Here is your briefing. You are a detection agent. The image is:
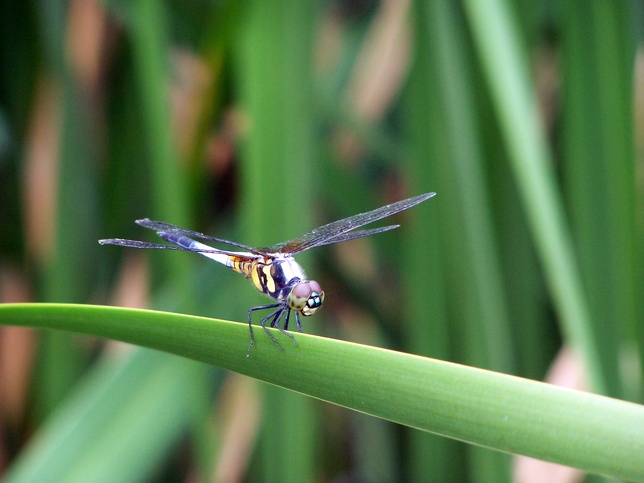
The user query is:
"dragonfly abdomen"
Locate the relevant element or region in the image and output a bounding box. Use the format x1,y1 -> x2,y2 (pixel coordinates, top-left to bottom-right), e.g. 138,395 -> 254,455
159,232 -> 238,267
158,231 -> 286,299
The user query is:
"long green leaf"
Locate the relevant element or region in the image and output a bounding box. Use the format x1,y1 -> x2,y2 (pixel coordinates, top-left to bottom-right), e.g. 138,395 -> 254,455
4,348 -> 209,483
462,0 -> 606,394
1,303 -> 642,481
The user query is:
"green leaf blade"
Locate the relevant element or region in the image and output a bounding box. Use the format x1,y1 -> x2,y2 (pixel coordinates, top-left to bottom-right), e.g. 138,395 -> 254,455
2,303 -> 642,481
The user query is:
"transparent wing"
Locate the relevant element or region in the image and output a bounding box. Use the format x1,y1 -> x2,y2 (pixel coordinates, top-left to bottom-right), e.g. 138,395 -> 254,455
311,225 -> 399,246
266,192 -> 435,254
98,237 -> 251,258
99,239 -> 184,250
135,218 -> 262,253
100,192 -> 434,257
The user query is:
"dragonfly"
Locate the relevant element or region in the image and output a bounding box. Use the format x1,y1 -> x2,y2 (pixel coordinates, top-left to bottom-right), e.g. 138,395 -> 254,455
99,192 -> 435,355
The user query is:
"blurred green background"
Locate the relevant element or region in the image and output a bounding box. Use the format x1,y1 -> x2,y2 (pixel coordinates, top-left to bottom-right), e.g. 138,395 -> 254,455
0,0 -> 642,481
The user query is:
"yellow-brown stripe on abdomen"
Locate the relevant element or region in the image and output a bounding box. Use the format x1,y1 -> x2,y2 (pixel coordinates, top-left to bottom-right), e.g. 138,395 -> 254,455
228,257 -> 266,294
229,257 -> 255,277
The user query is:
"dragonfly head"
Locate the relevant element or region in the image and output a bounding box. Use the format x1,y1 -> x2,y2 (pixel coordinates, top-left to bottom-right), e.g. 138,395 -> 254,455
288,280 -> 325,316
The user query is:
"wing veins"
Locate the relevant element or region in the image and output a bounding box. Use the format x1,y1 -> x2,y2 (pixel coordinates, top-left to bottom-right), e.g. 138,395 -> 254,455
98,238 -> 248,258
266,192 -> 435,254
135,218 -> 264,254
101,192 -> 434,258
302,225 -> 399,249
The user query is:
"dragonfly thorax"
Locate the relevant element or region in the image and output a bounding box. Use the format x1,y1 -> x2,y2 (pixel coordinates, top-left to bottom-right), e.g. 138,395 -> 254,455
287,280 -> 325,316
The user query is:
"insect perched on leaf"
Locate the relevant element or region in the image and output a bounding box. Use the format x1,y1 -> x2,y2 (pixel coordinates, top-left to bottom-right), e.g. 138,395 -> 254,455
100,192 -> 435,355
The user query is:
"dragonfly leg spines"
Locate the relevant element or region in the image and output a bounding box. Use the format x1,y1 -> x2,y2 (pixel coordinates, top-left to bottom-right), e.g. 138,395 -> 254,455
246,302 -> 280,356
246,302 -> 298,356
269,307 -> 297,346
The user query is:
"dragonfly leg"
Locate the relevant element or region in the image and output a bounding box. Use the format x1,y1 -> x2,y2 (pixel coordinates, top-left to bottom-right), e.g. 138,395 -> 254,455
258,308 -> 283,350
271,308 -> 297,347
283,309 -> 303,333
246,303 -> 281,357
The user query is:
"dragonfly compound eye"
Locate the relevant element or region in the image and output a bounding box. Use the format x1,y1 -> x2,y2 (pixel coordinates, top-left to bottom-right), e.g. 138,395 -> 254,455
289,281 -> 325,316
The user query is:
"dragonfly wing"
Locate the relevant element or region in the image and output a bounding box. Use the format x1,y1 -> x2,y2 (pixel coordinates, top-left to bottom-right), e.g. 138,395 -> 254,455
136,218 -> 261,253
99,239 -> 188,250
308,225 -> 400,248
267,192 -> 435,254
99,237 -> 252,259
